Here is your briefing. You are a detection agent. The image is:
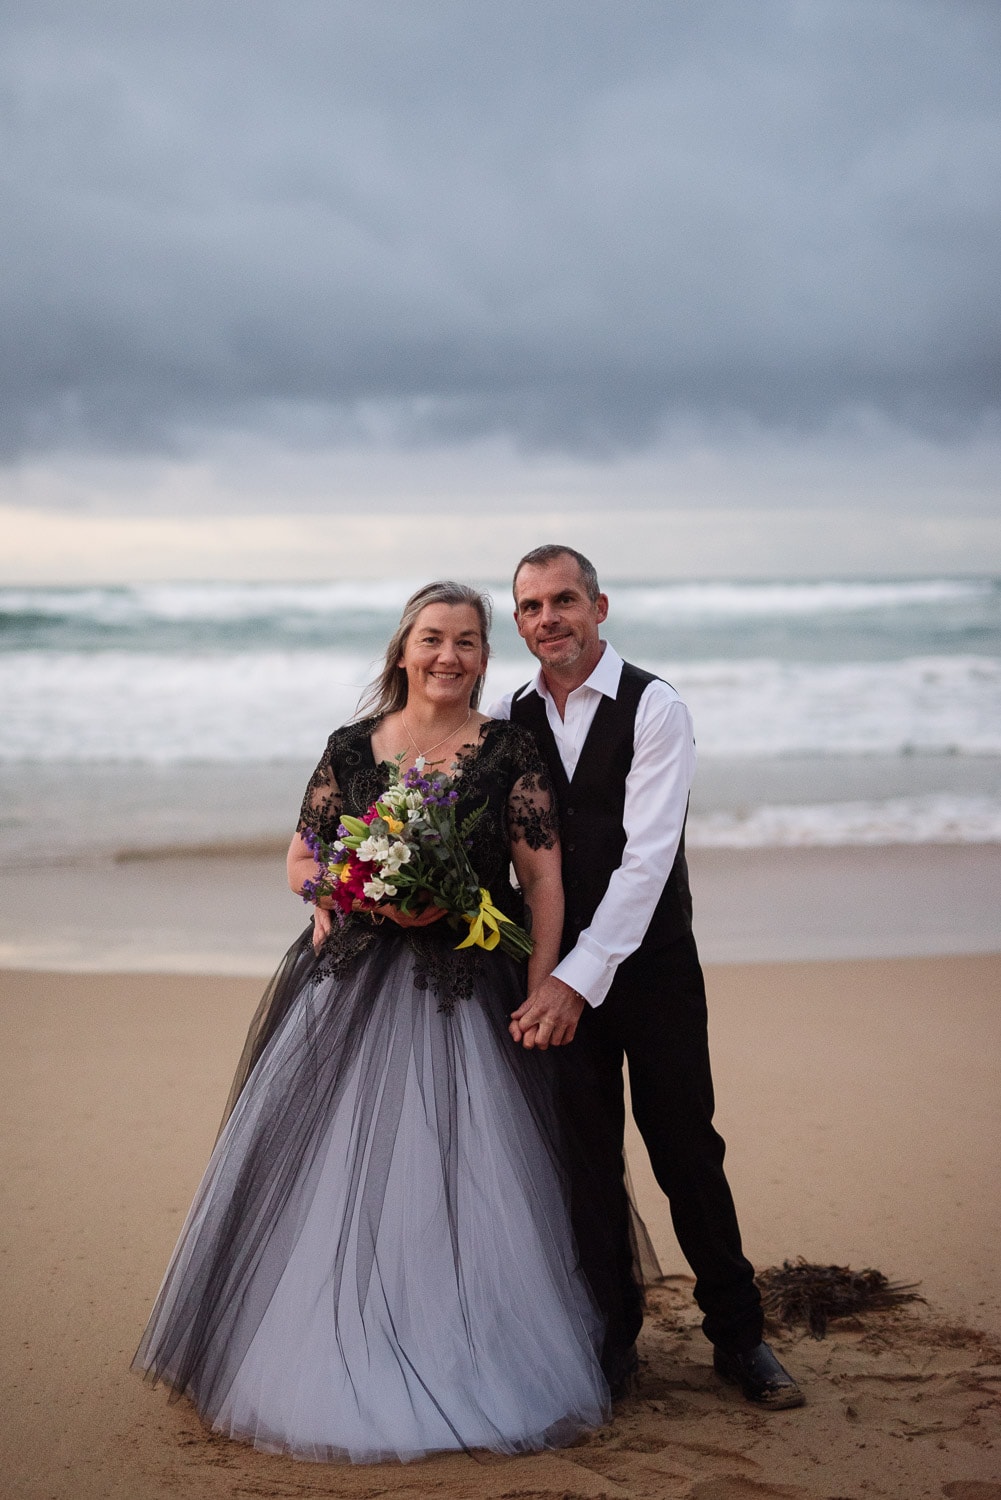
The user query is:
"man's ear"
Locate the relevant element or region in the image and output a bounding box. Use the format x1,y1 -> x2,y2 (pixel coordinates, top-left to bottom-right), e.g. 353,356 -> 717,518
513,607 -> 527,640
595,593 -> 610,625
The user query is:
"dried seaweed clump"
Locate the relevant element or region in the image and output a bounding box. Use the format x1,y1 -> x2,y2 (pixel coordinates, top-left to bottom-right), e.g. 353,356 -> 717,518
757,1258 -> 924,1338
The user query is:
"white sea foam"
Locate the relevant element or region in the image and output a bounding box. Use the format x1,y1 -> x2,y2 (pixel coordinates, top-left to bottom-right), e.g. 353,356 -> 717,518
0,650 -> 372,763
2,650 -> 1000,763
1,576 -> 993,627
608,578 -> 992,620
687,794 -> 1001,847
3,577 -> 1000,854
0,579 -> 423,625
676,655 -> 1001,756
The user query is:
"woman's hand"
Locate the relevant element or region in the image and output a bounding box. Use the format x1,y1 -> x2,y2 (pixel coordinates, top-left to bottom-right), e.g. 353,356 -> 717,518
369,901 -> 448,929
311,904 -> 333,953
311,897 -> 445,951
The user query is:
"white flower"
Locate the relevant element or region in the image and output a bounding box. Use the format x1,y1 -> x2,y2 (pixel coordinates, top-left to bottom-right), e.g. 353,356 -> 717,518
363,877 -> 397,901
357,834 -> 391,863
405,790 -> 425,811
381,844 -> 411,875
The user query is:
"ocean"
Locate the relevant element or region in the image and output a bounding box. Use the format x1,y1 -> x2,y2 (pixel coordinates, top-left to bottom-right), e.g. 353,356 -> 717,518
2,577 -> 1000,868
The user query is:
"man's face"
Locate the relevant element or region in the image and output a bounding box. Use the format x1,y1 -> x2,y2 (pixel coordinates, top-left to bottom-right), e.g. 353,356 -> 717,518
513,556 -> 608,674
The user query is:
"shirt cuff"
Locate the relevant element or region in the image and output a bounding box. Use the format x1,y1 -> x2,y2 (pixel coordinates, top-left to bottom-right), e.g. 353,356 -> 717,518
553,943 -> 615,1008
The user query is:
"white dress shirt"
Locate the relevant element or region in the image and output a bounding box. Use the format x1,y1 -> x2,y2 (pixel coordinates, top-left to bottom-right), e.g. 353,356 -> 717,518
488,643 -> 696,1007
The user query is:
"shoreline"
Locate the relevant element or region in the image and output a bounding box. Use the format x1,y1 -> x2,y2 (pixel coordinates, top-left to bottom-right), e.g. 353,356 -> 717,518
2,954 -> 998,1500
3,751 -> 1001,869
2,841 -> 999,974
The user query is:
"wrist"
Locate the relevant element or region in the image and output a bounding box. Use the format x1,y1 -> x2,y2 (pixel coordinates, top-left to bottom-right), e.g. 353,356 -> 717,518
559,978 -> 587,1007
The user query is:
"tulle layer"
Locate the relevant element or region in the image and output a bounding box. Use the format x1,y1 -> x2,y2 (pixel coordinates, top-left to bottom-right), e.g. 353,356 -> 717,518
134,928 -> 609,1461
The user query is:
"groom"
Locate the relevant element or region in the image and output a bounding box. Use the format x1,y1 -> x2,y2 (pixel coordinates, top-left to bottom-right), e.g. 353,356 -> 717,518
489,544 -> 803,1409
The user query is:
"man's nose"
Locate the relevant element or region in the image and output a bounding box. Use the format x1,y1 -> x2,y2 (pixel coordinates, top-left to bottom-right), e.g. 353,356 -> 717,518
539,601 -> 561,626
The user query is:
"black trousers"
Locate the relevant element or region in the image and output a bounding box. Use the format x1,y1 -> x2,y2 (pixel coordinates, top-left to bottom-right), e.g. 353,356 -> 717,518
555,929 -> 763,1380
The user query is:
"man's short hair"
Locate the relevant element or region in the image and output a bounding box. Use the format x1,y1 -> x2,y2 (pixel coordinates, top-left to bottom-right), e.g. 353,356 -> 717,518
512,545 -> 601,604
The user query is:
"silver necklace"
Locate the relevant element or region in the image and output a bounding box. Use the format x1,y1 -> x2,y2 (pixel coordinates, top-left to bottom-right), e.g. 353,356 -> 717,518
400,707 -> 472,762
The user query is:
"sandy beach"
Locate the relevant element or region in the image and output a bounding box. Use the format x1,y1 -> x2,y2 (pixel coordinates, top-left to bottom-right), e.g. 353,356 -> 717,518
2,932 -> 999,1500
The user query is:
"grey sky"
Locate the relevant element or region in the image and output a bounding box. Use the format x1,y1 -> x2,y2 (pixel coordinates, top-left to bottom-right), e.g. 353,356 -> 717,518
2,1 -> 999,534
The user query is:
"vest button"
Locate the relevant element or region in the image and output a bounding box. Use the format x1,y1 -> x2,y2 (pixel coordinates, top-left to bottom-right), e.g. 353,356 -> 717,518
566,842 -> 576,853
565,806 -> 575,816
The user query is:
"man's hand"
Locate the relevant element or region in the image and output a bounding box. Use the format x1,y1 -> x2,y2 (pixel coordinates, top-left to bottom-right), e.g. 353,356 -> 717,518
510,976 -> 586,1050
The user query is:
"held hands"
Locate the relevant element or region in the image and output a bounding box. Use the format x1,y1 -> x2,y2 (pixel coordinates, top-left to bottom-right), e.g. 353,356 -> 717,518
509,976 -> 586,1050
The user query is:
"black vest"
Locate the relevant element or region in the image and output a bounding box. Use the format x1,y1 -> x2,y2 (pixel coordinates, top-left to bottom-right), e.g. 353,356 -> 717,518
511,660 -> 693,957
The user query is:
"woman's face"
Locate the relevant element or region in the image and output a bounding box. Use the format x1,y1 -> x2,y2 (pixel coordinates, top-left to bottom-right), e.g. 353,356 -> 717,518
398,603 -> 488,713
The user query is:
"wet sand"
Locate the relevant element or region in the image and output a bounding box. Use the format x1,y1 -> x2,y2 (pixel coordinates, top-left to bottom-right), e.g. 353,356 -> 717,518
3,842 -> 1001,972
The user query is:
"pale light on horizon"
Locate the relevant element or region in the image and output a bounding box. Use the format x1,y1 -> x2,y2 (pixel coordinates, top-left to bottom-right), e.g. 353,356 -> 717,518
2,502 -> 999,585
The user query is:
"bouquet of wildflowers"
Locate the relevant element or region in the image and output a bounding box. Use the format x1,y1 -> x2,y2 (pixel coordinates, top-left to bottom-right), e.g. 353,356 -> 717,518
301,757 -> 533,961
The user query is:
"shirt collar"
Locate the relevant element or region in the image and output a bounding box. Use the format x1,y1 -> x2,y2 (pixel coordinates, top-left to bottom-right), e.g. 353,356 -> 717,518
517,641 -> 624,703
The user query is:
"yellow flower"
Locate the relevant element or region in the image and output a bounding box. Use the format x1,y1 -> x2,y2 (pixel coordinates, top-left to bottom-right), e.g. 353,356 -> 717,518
384,815 -> 404,835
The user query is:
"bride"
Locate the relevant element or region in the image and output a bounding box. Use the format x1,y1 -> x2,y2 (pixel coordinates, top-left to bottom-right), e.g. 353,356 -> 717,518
133,580 -> 609,1462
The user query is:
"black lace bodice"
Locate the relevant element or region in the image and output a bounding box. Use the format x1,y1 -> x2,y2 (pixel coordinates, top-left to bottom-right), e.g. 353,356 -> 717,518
296,717 -> 558,1007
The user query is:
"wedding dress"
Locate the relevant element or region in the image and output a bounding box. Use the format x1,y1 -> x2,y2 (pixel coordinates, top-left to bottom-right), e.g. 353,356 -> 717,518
133,719 -> 609,1462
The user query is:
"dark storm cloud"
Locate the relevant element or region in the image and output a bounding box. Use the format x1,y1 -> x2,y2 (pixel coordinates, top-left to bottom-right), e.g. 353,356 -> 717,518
2,0 -> 999,462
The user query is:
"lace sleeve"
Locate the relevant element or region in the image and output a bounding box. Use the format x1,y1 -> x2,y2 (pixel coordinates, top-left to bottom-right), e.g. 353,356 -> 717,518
296,737 -> 343,844
504,724 -> 559,851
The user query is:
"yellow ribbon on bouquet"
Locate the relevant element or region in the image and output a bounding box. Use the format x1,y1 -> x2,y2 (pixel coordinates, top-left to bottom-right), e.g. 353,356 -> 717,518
455,888 -> 512,952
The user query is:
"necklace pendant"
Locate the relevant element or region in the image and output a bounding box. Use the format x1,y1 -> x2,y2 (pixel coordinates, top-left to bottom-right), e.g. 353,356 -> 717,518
401,706 -> 473,763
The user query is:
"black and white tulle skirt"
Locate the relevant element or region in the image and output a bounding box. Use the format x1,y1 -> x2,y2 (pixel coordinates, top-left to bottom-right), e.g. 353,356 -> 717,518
133,927 -> 609,1462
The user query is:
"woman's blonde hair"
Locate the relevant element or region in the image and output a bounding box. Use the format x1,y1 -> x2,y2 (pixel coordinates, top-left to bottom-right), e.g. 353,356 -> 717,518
357,581 -> 493,719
